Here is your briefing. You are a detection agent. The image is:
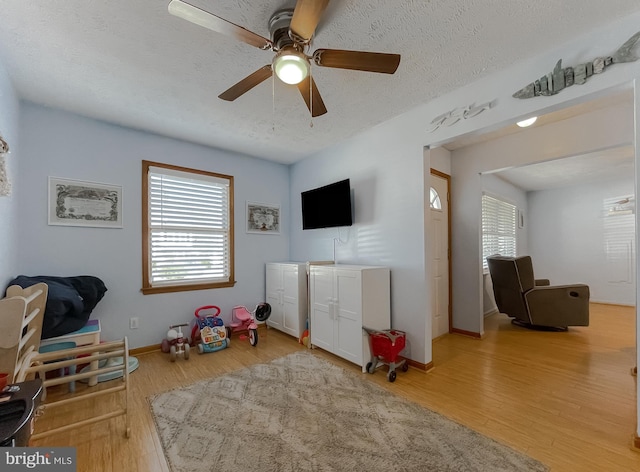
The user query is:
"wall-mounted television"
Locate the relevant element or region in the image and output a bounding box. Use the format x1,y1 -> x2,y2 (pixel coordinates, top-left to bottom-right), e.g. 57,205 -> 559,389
301,179 -> 353,230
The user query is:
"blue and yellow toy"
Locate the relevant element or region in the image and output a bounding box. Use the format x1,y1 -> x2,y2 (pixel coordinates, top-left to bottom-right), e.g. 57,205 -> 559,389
193,305 -> 229,353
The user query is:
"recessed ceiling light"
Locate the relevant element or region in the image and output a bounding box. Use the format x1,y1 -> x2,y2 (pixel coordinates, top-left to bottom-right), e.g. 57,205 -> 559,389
516,117 -> 537,128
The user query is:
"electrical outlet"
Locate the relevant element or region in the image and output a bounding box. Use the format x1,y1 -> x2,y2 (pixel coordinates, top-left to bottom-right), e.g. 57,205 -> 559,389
129,317 -> 139,329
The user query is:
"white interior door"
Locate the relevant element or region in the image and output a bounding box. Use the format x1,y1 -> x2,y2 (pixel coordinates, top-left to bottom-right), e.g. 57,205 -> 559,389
430,171 -> 450,338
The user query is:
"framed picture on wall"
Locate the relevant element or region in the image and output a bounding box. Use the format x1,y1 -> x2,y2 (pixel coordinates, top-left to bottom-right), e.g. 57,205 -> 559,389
48,177 -> 123,228
246,201 -> 280,234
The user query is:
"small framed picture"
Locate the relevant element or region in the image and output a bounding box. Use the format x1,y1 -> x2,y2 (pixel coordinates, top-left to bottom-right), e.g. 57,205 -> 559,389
246,201 -> 280,234
48,177 -> 123,228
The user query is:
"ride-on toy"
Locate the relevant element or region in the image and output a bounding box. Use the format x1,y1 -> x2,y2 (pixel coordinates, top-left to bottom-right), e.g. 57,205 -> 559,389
161,323 -> 190,362
228,303 -> 271,346
193,305 -> 229,354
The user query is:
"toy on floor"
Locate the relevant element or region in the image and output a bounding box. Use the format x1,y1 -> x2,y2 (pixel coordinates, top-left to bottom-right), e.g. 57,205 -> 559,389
191,305 -> 219,345
193,305 -> 229,354
299,329 -> 309,347
161,323 -> 190,362
299,319 -> 310,348
228,303 -> 271,347
79,356 -> 139,383
363,327 -> 408,382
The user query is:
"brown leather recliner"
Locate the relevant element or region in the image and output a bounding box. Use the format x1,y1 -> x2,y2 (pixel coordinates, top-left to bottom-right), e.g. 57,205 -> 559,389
486,255 -> 589,330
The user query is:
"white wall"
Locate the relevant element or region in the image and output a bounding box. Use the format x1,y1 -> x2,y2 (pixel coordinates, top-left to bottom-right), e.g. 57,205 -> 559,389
0,56 -> 19,287
290,116 -> 430,363
529,177 -> 635,305
428,147 -> 451,175
15,103 -> 290,348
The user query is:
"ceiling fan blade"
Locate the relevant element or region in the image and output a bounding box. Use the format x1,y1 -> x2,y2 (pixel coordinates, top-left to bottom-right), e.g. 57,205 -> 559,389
313,49 -> 401,74
297,76 -> 327,117
168,0 -> 272,50
289,0 -> 330,44
218,66 -> 273,101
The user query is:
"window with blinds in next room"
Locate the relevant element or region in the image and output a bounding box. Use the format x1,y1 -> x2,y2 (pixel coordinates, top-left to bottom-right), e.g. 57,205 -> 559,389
482,193 -> 517,271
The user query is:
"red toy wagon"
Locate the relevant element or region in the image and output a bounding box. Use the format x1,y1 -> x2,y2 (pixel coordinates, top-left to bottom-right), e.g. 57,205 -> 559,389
363,327 -> 408,382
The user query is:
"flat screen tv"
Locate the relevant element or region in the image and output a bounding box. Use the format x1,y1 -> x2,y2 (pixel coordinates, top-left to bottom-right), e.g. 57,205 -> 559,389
301,179 -> 353,230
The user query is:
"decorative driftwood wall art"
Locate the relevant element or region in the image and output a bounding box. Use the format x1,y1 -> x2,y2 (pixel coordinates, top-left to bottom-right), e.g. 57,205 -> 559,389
513,31 -> 640,99
427,99 -> 496,133
0,134 -> 10,197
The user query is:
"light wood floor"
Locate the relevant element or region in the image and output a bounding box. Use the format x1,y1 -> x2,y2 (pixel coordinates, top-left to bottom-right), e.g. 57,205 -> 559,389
31,303 -> 639,471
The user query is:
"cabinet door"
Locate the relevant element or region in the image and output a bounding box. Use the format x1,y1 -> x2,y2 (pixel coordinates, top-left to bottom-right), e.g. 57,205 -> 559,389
265,264 -> 283,330
282,265 -> 300,336
333,269 -> 363,365
309,267 -> 334,351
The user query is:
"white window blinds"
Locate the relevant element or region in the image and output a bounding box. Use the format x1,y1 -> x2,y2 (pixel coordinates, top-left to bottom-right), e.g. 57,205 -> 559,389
482,194 -> 517,270
148,166 -> 231,286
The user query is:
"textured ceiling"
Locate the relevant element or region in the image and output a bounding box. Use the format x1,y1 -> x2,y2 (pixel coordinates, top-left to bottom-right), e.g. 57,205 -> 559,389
493,145 -> 635,192
1,1 -> 640,163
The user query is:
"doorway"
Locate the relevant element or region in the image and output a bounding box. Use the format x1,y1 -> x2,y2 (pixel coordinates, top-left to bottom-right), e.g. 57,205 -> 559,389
481,146 -> 636,309
440,84 -> 635,336
430,169 -> 451,338
427,81 -> 639,450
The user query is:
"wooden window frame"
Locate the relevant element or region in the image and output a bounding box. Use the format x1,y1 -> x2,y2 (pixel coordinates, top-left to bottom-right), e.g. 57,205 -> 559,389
141,160 -> 235,294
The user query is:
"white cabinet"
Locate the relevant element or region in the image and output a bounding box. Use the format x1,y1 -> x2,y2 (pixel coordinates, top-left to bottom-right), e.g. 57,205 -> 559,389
265,262 -> 308,339
309,265 -> 390,371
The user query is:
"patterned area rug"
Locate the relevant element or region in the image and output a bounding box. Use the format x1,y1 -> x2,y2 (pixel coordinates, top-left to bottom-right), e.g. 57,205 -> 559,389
150,351 -> 548,472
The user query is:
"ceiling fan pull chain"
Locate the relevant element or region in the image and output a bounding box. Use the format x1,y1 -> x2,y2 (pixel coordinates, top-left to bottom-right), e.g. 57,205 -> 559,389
272,71 -> 276,132
309,65 -> 314,128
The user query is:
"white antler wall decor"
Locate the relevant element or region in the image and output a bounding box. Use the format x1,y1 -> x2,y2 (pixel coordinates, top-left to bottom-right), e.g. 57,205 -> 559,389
426,99 -> 496,133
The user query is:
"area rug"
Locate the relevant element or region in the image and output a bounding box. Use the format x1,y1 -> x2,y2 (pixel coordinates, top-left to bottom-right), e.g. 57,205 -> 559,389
149,351 -> 548,472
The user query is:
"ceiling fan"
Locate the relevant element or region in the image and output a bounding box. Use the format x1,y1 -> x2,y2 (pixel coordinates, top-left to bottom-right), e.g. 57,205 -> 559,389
168,0 -> 401,117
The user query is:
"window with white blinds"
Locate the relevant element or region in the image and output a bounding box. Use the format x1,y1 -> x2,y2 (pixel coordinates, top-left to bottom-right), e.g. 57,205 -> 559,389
482,194 -> 517,270
142,161 -> 234,294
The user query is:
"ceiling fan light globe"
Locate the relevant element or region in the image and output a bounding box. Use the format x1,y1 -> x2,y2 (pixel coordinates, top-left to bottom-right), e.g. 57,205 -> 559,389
274,54 -> 309,85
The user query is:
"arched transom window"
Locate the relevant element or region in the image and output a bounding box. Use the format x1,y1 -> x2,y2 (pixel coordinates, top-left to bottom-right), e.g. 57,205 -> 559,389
430,187 -> 442,210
